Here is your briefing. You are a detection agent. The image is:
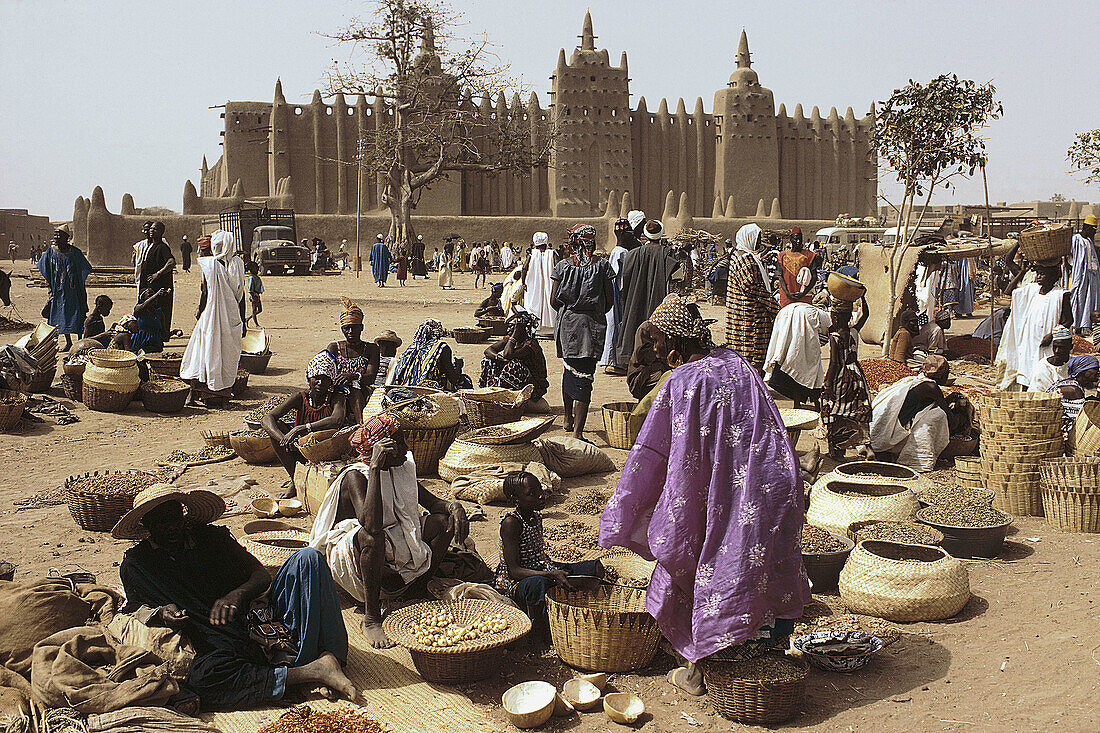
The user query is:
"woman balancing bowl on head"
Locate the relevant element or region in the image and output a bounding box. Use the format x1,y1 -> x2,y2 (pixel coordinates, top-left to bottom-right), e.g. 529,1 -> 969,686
263,350 -> 349,499
325,297 -> 379,422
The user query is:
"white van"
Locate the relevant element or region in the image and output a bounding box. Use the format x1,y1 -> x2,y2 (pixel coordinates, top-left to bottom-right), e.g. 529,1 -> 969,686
814,227 -> 886,255
880,226 -> 938,246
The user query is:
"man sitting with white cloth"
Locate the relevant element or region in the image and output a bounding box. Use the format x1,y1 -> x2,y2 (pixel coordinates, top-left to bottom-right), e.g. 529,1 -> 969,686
869,355 -> 967,472
308,411 -> 471,649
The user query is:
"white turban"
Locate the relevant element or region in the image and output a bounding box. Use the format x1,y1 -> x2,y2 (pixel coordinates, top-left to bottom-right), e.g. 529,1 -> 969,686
627,210 -> 646,229
533,232 -> 549,247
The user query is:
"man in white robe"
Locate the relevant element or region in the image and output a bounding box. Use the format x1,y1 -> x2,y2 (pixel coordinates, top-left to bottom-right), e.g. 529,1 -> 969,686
997,264 -> 1071,390
523,232 -> 557,338
763,301 -> 830,407
180,230 -> 242,393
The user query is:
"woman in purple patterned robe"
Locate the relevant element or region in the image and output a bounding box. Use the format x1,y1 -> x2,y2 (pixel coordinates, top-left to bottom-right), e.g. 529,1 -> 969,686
599,295 -> 810,693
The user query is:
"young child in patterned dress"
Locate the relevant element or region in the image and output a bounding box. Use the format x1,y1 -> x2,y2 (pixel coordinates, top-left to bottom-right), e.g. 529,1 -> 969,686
493,471 -> 602,631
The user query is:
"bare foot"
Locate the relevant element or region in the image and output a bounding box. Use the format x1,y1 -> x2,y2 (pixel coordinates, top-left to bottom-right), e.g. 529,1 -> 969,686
287,652 -> 360,705
666,665 -> 706,696
363,619 -> 393,649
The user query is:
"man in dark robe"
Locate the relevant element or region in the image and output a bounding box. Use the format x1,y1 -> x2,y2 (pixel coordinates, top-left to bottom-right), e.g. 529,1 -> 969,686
116,486 -> 357,711
180,236 -> 193,272
137,221 -> 176,341
614,218 -> 680,367
38,227 -> 93,351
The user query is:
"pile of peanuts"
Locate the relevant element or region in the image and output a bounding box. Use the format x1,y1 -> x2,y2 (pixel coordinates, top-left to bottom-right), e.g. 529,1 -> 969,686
859,358 -> 916,392
412,610 -> 510,648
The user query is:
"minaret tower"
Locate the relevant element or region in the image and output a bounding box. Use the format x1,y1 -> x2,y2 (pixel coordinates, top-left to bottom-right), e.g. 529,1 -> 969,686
713,30 -> 779,217
547,11 -> 633,217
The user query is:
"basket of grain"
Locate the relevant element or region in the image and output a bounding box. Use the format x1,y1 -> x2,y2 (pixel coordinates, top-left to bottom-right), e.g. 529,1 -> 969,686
0,390 -> 28,432
296,425 -> 356,463
700,652 -> 808,725
383,600 -> 532,684
140,378 -> 190,414
838,540 -> 970,622
64,470 -> 161,532
546,584 -> 662,673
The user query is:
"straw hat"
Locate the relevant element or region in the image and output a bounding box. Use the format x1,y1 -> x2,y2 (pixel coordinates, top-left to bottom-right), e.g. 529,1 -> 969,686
375,330 -> 402,347
112,484 -> 226,540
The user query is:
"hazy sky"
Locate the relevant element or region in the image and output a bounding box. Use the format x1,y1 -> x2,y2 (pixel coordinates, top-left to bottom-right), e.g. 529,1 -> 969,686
2,0 -> 1098,221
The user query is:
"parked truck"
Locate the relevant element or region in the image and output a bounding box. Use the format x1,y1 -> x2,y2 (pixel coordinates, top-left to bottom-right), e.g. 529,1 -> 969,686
201,204 -> 310,275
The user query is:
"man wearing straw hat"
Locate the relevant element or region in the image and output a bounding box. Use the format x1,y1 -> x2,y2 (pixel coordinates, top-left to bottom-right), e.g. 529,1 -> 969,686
114,485 -> 358,711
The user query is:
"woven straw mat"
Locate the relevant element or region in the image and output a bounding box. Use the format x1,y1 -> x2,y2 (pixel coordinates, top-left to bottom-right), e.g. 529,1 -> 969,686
203,604 -> 504,733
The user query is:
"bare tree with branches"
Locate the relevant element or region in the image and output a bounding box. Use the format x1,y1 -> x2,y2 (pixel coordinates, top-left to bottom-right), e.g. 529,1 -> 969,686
322,0 -> 555,254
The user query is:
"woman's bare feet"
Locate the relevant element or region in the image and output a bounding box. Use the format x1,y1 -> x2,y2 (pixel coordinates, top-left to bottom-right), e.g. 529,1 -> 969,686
286,652 -> 360,704
363,619 -> 393,649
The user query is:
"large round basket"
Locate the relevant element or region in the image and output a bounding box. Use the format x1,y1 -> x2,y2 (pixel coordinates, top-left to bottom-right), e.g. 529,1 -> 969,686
1018,222 -> 1071,264
452,327 -> 490,344
1039,457 -> 1100,532
296,425 -> 356,463
230,432 -> 277,464
88,348 -> 138,369
806,478 -> 920,536
602,402 -> 637,450
700,652 -> 808,725
82,382 -> 137,412
839,540 -> 970,622
83,351 -> 140,412
239,351 -> 273,374
546,584 -> 662,673
459,387 -> 531,429
239,530 -> 311,569
404,423 -> 462,477
140,378 -> 190,414
145,353 -> 183,378
382,599 -> 532,684
477,317 -> 510,337
0,390 -> 27,432
64,470 -> 160,532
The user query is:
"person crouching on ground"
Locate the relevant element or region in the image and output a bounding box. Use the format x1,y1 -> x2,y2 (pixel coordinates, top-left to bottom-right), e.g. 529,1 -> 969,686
114,485 -> 357,711
307,414 -> 474,648
494,471 -> 602,639
263,350 -> 348,499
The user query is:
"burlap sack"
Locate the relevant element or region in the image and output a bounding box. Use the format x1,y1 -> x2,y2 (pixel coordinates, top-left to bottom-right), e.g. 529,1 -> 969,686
0,579 -> 94,676
536,437 -> 616,477
107,612 -> 196,680
31,626 -> 177,715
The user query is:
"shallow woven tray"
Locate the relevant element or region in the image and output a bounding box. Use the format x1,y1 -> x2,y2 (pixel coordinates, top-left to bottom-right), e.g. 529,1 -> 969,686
157,447 -> 237,467
461,416 -> 555,445
383,599 -> 531,683
201,430 -> 233,448
239,530 -> 310,568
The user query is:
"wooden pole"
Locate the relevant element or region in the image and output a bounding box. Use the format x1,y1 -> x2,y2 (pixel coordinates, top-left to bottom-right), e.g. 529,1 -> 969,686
355,139 -> 362,278
982,165 -> 994,364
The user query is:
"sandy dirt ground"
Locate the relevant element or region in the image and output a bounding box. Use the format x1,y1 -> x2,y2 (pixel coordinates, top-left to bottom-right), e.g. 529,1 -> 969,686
1,264 -> 1098,732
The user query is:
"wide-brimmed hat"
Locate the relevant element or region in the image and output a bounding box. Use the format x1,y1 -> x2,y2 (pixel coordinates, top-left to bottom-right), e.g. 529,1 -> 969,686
375,330 -> 402,346
112,484 -> 226,540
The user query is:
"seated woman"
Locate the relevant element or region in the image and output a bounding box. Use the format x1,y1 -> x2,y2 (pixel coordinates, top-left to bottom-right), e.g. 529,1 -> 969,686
479,311 -> 550,413
600,305 -> 810,697
869,355 -> 968,472
110,287 -> 170,354
888,309 -> 921,363
494,471 -> 602,637
392,319 -> 471,391
263,351 -> 348,499
308,415 -> 482,648
1048,354 -> 1100,439
473,283 -> 506,319
325,297 -> 379,422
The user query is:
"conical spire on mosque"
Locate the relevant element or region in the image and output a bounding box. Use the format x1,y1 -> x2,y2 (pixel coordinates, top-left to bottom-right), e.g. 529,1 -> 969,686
412,16 -> 441,74
580,10 -> 595,50
728,29 -> 760,87
570,10 -> 609,64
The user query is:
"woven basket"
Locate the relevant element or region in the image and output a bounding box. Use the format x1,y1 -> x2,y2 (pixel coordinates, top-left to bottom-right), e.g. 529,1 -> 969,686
64,470 -> 157,532
145,354 -> 183,378
27,368 -> 56,393
382,600 -> 532,684
296,425 -> 356,463
240,530 -> 310,568
838,540 -> 970,622
477,317 -> 510,337
140,379 -> 190,414
1039,456 -> 1100,489
846,519 -> 944,546
546,585 -> 662,673
979,391 -> 1062,410
438,439 -> 542,482
0,390 -> 27,432
88,348 -> 138,369
602,402 -> 637,450
827,272 -> 866,302
230,432 -> 277,464
1018,222 -> 1071,263
201,430 -> 233,448
459,386 -> 532,429
701,653 -> 808,725
82,382 -> 136,412
404,423 -> 462,477
806,478 -> 920,536
59,374 -> 83,402
385,388 -> 462,429
453,327 -> 490,344
460,416 -> 555,445
1041,488 -> 1100,533
1071,401 -> 1100,457
598,549 -> 657,589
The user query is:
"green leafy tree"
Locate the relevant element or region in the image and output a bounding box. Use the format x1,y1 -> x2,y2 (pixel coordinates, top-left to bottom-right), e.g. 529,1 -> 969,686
323,0 -> 555,254
871,74 -> 1002,350
1068,130 -> 1100,185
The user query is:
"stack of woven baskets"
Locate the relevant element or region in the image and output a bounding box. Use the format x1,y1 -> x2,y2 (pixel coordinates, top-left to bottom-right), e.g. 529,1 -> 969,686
954,456 -> 984,493
16,323 -> 59,393
1039,457 -> 1100,533
82,349 -> 141,412
978,392 -> 1064,516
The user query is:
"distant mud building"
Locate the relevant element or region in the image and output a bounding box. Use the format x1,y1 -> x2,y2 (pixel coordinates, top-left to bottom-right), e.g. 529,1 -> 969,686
189,13 -> 877,222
